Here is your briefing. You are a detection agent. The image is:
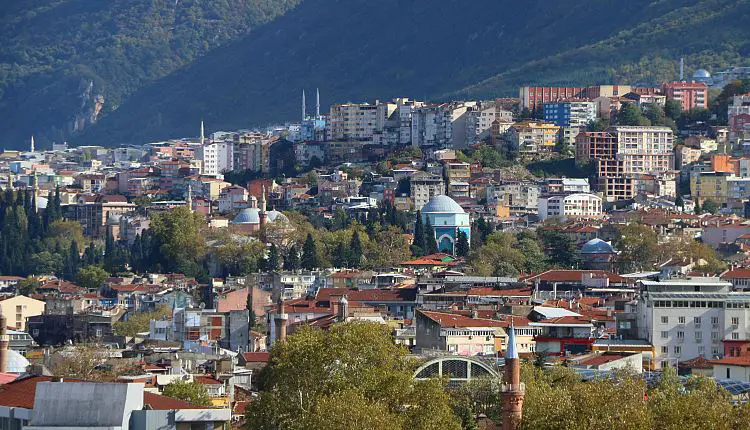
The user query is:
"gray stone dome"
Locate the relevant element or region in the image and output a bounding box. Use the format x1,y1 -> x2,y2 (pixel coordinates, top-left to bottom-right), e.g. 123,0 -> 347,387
421,195 -> 465,214
581,238 -> 615,254
693,69 -> 711,78
232,208 -> 288,225
5,349 -> 30,373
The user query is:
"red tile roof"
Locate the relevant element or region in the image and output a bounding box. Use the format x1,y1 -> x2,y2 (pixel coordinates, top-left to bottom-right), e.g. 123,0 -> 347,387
575,353 -> 629,367
316,287 -> 417,302
465,287 -> 532,297
418,310 -> 506,328
722,268 -> 750,279
242,352 -> 270,363
194,375 -> 222,385
709,356 -> 750,367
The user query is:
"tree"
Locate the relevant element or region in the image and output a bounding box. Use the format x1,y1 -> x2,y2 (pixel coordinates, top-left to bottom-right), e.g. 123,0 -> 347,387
76,265 -> 110,292
284,245 -> 300,270
113,305 -> 171,338
162,380 -> 211,407
456,231 -> 470,257
675,194 -> 685,210
701,199 -> 719,214
266,243 -> 280,271
538,230 -> 579,269
469,232 -> 526,277
333,241 -> 350,268
246,322 -> 461,430
617,103 -> 650,126
412,210 -> 426,257
17,276 -> 41,296
424,216 -> 439,255
615,223 -> 660,272
664,99 -> 683,121
349,231 -> 363,267
301,233 -> 319,270
149,206 -> 205,276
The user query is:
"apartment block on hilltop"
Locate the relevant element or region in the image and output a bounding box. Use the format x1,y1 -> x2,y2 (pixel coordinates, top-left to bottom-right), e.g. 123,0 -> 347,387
663,81 -> 708,111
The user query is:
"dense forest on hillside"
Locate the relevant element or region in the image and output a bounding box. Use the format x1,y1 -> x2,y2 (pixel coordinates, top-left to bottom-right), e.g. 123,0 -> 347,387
3,0 -> 750,148
0,0 -> 301,148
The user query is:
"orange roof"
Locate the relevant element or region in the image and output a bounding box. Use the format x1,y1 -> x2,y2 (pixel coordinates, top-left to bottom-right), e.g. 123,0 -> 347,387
418,310 -> 506,328
466,287 -> 532,297
722,268 -> 750,279
709,356 -> 750,367
242,352 -> 270,363
194,375 -> 222,385
576,353 -> 630,367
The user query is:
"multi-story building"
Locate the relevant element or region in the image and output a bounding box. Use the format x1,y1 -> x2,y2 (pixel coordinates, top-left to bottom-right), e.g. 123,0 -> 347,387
520,85 -> 640,111
505,121 -> 560,152
690,171 -> 731,204
485,182 -> 540,212
197,140 -> 233,176
67,194 -> 137,238
328,102 -> 379,141
0,295 -> 45,331
466,103 -> 513,145
663,81 -> 708,111
411,104 -> 453,148
576,126 -> 674,201
410,172 -> 445,211
637,277 -> 750,368
233,132 -> 271,171
537,193 -> 603,220
415,310 -> 506,356
543,101 -> 597,128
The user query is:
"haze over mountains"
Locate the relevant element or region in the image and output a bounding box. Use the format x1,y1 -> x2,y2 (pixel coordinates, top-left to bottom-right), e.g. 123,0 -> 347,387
2,0 -> 750,149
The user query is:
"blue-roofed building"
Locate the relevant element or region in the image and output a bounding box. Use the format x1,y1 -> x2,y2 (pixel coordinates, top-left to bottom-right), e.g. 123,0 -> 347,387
421,195 -> 471,255
580,238 -> 617,271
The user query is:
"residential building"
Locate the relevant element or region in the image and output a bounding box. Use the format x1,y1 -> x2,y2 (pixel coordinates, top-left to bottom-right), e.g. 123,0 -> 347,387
328,102 -> 379,141
415,310 -> 505,356
543,101 -> 597,128
410,172 -> 445,211
505,121 -> 560,152
411,105 -> 453,148
196,140 -> 233,176
663,81 -> 708,111
636,277 -> 746,369
0,295 -> 45,331
538,193 -> 603,220
485,182 -> 540,213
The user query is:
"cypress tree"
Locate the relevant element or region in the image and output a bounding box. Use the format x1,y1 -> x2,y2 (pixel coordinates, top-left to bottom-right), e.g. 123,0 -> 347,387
349,231 -> 363,268
412,210 -> 425,257
301,233 -> 318,270
456,231 -> 470,257
424,216 -> 438,255
333,242 -> 349,268
267,243 -> 280,271
284,245 -> 300,271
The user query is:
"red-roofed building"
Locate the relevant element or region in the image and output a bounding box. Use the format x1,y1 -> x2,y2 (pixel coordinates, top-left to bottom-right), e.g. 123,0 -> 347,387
415,310 -> 507,356
711,356 -> 750,381
721,267 -> 750,290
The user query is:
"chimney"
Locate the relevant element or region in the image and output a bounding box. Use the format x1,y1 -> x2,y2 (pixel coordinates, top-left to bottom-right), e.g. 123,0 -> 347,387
471,308 -> 479,319
338,295 -> 349,322
0,308 -> 7,373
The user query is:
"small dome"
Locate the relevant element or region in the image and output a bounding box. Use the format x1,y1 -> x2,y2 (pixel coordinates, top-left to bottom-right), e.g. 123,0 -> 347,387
232,207 -> 261,224
266,210 -> 288,224
6,349 -> 30,373
693,69 -> 711,78
581,238 -> 615,254
421,195 -> 465,214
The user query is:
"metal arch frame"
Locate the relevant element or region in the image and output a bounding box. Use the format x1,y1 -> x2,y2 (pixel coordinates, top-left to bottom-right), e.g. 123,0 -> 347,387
413,356 -> 501,381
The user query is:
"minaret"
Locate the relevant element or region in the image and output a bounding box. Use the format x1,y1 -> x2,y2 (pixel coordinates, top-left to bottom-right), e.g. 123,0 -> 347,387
258,184 -> 267,228
316,88 -> 320,117
0,307 -> 8,373
502,323 -> 525,430
200,120 -> 205,144
186,183 -> 193,212
30,135 -> 35,153
275,296 -> 288,343
338,295 -> 349,322
302,90 -> 306,121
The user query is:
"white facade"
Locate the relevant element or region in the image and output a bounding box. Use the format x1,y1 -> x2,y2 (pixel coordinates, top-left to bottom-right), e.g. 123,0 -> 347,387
411,105 -> 453,148
197,141 -> 233,176
538,193 -> 602,220
611,126 -> 675,174
410,173 -> 445,211
637,278 -> 746,369
328,102 -> 379,141
486,182 -> 540,210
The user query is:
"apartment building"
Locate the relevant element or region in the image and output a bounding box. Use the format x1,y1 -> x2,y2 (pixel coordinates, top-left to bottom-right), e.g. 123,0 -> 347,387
410,172 -> 445,211
411,104 -> 453,148
505,121 -> 560,152
520,85 -> 639,110
328,102 -> 379,141
233,132 -> 270,172
197,140 -> 233,176
543,101 -> 597,128
537,193 -> 603,220
485,182 -> 540,212
637,277 -> 749,368
576,126 -> 674,201
663,81 -> 708,111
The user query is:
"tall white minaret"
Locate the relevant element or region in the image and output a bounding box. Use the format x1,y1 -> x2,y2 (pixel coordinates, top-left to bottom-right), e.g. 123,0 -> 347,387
200,120 -> 205,144
30,135 -> 35,153
186,183 -> 193,212
316,88 -> 320,117
302,90 -> 306,121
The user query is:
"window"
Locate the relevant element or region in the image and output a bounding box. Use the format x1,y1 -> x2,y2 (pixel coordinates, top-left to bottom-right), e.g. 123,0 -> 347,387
695,332 -> 702,342
661,316 -> 669,324
661,331 -> 669,339
733,332 -> 740,340
694,317 -> 702,325
674,346 -> 681,355
732,317 -> 740,326
661,346 -> 668,354
712,317 -> 719,324
677,331 -> 684,339
712,332 -> 719,340
678,316 -> 686,324
727,368 -> 731,379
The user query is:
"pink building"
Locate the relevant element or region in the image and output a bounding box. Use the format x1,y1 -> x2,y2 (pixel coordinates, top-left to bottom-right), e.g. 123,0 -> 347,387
662,81 -> 708,111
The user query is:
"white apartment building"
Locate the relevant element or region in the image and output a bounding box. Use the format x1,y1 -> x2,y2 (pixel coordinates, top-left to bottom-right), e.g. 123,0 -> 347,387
486,182 -> 540,211
611,126 -> 675,174
328,102 -> 379,141
411,105 -> 453,148
410,172 -> 445,211
537,192 -> 602,220
637,278 -> 749,368
196,140 -> 233,176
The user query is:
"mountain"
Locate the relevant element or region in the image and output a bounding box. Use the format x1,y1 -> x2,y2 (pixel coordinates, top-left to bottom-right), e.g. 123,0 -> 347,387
0,0 -> 302,149
6,0 -> 750,148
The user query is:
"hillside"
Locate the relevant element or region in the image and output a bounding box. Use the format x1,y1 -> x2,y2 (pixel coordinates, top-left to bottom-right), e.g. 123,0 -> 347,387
0,0 -> 302,149
6,0 -> 750,148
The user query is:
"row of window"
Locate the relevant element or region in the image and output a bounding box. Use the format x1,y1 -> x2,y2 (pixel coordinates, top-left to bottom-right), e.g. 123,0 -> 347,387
661,316 -> 720,324
653,300 -> 727,308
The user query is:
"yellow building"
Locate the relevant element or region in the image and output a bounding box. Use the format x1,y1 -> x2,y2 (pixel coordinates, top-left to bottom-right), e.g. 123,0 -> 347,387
507,121 -> 560,153
690,171 -> 731,204
0,295 -> 46,331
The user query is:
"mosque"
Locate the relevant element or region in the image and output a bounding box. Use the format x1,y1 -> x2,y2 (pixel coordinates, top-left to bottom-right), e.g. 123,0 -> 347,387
420,195 -> 471,255
230,187 -> 289,233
